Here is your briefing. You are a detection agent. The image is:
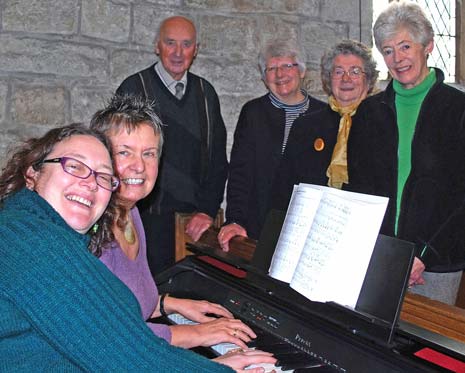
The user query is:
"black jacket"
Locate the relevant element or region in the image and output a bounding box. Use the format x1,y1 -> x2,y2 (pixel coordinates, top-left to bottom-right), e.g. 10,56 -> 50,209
225,94 -> 325,239
349,68 -> 465,272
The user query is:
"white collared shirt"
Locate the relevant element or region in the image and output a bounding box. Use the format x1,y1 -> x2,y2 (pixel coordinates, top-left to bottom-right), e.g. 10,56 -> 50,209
154,62 -> 187,97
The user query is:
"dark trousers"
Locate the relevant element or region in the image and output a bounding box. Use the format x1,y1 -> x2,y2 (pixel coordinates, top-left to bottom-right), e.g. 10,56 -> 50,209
139,210 -> 176,277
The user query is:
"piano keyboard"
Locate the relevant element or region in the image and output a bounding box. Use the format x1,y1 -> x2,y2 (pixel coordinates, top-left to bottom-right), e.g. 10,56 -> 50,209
167,313 -> 333,372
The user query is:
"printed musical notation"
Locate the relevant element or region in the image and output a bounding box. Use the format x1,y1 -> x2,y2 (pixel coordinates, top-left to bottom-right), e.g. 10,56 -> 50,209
269,183 -> 388,308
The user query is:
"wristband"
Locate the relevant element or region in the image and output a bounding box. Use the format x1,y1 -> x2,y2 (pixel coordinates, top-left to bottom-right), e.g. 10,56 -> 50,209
159,293 -> 169,317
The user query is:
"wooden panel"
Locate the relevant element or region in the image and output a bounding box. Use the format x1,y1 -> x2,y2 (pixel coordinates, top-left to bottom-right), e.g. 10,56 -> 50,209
174,209 -> 224,262
401,292 -> 465,343
456,272 -> 465,308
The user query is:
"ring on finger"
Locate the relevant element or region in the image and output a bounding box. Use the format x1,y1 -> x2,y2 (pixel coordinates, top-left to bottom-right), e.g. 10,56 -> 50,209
230,347 -> 244,354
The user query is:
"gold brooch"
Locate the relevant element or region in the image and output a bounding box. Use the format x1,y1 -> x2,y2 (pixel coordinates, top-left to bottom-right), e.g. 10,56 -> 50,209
314,138 -> 324,151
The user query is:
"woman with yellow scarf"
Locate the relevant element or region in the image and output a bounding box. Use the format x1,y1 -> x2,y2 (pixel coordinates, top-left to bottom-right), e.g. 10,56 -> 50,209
272,39 -> 378,210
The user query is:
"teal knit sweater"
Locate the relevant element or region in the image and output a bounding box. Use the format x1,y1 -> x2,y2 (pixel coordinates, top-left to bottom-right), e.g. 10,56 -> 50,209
0,189 -> 231,372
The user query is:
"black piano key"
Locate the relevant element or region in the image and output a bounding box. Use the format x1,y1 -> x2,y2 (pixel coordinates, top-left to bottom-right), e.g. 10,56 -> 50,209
294,366 -> 339,372
248,334 -> 282,348
274,351 -> 314,365
257,343 -> 297,354
281,360 -> 327,371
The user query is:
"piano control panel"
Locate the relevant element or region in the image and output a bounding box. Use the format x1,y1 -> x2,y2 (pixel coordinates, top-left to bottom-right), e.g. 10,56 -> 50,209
225,294 -> 346,371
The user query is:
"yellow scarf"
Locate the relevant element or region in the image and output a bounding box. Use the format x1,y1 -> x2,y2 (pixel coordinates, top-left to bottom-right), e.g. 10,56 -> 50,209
326,95 -> 361,189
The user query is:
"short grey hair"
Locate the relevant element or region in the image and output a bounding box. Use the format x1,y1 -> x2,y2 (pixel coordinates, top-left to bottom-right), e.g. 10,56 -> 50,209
258,38 -> 306,78
90,94 -> 164,158
373,1 -> 434,51
320,39 -> 378,96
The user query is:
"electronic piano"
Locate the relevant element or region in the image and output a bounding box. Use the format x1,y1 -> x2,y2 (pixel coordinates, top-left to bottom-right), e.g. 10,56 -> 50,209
155,226 -> 465,372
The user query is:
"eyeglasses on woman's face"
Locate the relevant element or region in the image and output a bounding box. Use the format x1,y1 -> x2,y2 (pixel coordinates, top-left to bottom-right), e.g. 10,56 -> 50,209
331,66 -> 365,80
38,156 -> 119,192
264,63 -> 299,75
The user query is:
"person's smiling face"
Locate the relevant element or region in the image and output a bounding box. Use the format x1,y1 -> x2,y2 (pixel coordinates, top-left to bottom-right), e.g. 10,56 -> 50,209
331,54 -> 369,107
27,135 -> 114,234
156,17 -> 198,80
109,123 -> 160,209
264,56 -> 305,104
381,28 -> 433,89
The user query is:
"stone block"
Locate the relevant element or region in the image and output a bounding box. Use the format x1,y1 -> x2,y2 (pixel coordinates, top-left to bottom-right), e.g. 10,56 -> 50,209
198,15 -> 258,59
137,0 -> 181,5
0,35 -> 108,81
219,93 -> 260,137
321,0 -> 362,23
257,15 -> 300,52
186,0 -> 320,16
3,0 -> 78,34
71,87 -> 114,123
11,86 -> 67,125
132,5 -> 182,47
0,82 -> 8,124
302,69 -> 324,97
191,56 -> 265,96
110,49 -> 155,86
301,22 -> 349,63
354,24 -> 374,47
0,132 -> 21,170
81,0 -> 130,42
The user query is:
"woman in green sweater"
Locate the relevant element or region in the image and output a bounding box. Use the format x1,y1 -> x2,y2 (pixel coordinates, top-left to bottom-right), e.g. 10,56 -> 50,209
0,123 -> 237,372
350,1 -> 465,305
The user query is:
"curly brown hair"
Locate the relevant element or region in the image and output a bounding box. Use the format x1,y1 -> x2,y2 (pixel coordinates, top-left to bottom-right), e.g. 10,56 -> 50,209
0,123 -> 117,255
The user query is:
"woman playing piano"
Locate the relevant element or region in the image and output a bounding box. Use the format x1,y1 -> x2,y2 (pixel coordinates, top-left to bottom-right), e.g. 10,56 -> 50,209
0,123 -> 234,371
90,94 -> 276,372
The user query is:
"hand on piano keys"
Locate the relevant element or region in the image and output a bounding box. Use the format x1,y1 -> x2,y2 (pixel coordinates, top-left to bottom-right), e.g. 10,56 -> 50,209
170,314 -> 257,349
168,313 -> 331,372
214,348 -> 278,373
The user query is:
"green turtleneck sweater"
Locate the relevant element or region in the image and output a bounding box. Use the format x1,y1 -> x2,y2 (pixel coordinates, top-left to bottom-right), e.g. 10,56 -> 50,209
0,189 -> 231,372
393,69 -> 436,232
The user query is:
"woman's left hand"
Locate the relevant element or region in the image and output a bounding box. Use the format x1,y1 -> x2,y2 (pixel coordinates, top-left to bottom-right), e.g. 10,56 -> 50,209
166,297 -> 234,323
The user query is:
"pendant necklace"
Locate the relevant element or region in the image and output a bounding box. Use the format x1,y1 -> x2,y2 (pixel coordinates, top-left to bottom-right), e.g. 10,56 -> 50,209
123,219 -> 136,245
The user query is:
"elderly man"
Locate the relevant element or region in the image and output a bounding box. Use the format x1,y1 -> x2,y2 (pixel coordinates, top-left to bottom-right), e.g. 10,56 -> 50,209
117,16 -> 228,276
218,38 -> 325,251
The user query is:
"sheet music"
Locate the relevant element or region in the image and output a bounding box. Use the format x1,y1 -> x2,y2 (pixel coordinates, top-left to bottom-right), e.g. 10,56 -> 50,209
268,185 -> 323,282
290,195 -> 360,306
268,183 -> 388,308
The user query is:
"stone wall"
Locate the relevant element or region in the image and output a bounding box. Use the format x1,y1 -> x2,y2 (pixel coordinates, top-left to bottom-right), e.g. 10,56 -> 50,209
0,0 -> 373,167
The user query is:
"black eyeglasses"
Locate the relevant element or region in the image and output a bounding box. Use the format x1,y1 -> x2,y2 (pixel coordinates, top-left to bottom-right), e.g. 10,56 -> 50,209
38,157 -> 119,192
264,63 -> 299,74
331,66 -> 365,80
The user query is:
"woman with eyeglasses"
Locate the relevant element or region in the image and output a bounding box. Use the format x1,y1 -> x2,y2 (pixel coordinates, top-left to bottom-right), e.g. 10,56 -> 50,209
218,38 -> 326,251
271,39 -> 378,211
0,123 -> 238,371
349,1 -> 465,305
90,95 -> 276,372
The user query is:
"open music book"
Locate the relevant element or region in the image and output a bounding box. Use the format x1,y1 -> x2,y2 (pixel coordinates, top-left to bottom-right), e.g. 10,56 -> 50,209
269,183 -> 388,308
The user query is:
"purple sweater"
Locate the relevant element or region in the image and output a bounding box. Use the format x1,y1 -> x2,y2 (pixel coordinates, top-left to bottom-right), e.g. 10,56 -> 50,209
100,207 -> 172,342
